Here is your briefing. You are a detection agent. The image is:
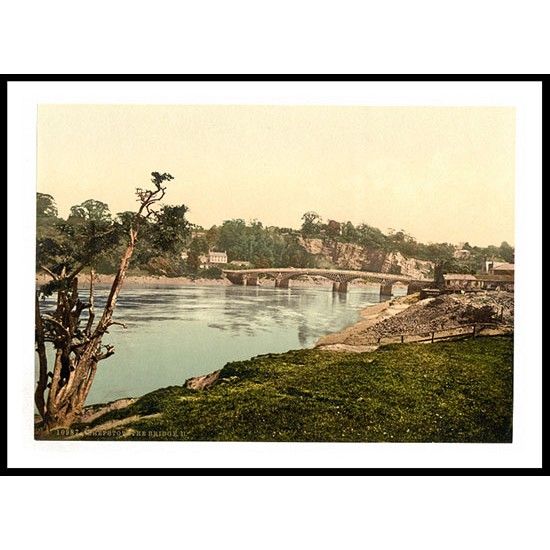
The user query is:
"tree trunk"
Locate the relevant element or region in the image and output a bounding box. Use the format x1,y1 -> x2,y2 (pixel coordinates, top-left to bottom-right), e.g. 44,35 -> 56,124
93,236 -> 136,337
37,174 -> 170,433
34,293 -> 48,420
42,237 -> 137,431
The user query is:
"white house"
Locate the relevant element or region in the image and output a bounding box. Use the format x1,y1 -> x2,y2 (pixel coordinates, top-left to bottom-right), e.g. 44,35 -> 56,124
207,251 -> 227,265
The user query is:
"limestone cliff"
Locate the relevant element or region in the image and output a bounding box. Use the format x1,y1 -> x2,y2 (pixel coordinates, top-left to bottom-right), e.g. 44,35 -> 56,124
298,238 -> 433,279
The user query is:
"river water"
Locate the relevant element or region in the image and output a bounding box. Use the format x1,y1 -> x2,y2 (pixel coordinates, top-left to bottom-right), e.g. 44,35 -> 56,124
38,283 -> 406,405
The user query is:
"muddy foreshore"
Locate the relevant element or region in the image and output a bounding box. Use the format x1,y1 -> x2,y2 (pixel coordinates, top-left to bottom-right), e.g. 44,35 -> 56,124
315,291 -> 514,352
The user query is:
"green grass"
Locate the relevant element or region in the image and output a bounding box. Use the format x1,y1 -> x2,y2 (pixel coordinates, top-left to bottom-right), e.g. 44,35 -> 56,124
74,335 -> 513,443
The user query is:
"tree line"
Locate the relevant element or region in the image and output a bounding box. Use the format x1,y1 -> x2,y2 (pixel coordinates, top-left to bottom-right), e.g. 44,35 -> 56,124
37,191 -> 192,278
38,195 -> 514,279
37,198 -> 318,277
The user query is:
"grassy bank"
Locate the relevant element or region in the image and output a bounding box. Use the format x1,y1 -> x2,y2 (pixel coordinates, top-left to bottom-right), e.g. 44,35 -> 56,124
52,335 -> 513,443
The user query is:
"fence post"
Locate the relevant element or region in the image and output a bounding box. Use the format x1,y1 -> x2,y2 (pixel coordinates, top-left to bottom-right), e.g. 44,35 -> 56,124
401,335 -> 404,343
431,331 -> 435,343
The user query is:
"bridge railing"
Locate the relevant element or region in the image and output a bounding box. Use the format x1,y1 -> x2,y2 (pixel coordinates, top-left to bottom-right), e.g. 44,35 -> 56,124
221,268 -> 428,282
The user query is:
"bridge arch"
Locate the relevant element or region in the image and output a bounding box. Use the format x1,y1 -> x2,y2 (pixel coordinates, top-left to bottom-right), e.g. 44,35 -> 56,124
222,268 -> 432,295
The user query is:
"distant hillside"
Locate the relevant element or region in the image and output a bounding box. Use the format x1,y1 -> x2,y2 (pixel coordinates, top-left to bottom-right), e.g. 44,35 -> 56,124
298,237 -> 434,279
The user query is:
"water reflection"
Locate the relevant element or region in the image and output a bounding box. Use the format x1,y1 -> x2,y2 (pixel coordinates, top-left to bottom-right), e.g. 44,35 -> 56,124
37,283 -> 406,405
332,292 -> 348,304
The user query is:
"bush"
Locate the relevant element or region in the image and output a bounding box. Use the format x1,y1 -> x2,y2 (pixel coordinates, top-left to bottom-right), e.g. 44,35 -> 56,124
202,266 -> 223,279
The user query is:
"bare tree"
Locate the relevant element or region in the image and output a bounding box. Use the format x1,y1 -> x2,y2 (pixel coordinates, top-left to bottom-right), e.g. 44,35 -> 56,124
35,172 -> 174,431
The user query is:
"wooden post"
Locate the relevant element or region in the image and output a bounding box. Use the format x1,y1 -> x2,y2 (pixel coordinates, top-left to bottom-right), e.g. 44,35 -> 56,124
400,335 -> 404,343
431,331 -> 435,343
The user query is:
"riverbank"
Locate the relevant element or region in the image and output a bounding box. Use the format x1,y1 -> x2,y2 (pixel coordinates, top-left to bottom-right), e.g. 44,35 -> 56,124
34,282 -> 515,443
315,291 -> 514,352
35,273 -> 232,287
39,335 -> 513,443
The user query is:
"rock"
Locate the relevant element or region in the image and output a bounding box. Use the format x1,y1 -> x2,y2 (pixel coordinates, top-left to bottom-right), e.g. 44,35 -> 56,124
298,237 -> 433,278
185,370 -> 221,390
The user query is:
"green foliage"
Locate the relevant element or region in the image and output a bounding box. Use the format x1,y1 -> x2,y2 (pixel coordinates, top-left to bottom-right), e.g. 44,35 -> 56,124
186,236 -> 208,272
151,171 -> 174,188
147,204 -> 192,255
69,199 -> 112,222
36,192 -> 58,220
341,221 -> 359,242
499,241 -> 514,263
301,211 -> 322,237
36,192 -> 192,277
324,219 -> 341,238
202,266 -> 223,279
216,219 -> 318,268
356,224 -> 384,248
204,226 -> 220,249
74,336 -> 513,442
147,256 -> 183,277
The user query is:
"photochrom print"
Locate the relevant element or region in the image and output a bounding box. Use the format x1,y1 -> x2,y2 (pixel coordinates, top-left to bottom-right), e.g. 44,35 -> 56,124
34,104 -> 514,443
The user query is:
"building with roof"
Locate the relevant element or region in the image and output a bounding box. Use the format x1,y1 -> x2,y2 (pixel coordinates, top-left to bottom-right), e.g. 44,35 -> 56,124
207,251 -> 227,265
484,259 -> 515,275
492,262 -> 515,276
443,270 -> 514,293
443,274 -> 482,290
475,274 -> 514,292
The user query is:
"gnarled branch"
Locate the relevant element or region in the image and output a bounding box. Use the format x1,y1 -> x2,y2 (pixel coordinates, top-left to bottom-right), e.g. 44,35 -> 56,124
40,265 -> 59,280
107,321 -> 128,329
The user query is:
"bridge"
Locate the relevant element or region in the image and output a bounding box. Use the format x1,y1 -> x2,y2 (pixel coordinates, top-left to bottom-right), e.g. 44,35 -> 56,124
222,268 -> 433,295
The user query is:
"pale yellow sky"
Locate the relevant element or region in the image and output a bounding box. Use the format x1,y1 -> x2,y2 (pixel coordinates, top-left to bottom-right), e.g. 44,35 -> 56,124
37,105 -> 515,247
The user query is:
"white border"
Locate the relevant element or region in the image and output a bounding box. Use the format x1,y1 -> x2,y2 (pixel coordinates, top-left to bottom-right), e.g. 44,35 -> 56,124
7,80 -> 542,469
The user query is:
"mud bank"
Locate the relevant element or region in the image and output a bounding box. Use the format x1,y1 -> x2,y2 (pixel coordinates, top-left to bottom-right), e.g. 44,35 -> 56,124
315,291 -> 514,352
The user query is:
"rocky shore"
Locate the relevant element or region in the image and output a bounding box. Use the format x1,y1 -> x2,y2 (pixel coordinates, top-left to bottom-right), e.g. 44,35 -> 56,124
316,291 -> 514,352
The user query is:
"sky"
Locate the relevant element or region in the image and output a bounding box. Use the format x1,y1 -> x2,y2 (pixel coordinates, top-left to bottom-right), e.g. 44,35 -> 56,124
37,104 -> 515,247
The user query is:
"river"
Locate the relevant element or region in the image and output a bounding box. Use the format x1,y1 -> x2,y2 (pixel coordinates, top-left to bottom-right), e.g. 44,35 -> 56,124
38,283 -> 406,405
